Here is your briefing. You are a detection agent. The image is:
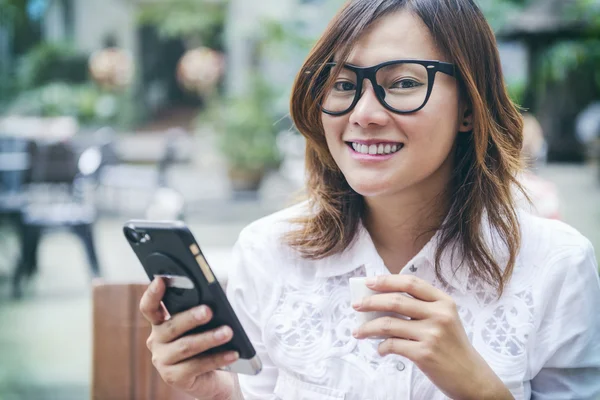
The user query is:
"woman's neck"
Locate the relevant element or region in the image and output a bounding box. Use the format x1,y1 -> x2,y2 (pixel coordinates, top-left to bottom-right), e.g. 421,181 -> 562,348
364,189 -> 449,274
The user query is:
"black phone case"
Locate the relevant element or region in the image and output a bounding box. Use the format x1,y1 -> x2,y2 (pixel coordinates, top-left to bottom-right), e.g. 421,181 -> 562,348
123,220 -> 257,360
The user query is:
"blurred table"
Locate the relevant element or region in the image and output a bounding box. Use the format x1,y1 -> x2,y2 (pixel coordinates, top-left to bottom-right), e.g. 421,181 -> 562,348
0,116 -> 78,142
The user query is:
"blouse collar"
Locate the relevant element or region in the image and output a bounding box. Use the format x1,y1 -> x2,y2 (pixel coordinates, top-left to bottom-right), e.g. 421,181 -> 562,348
315,216 -> 510,295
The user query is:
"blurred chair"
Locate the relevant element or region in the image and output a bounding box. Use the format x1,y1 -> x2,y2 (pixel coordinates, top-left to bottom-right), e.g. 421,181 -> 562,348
96,164 -> 161,216
92,281 -> 193,400
12,140 -> 102,298
0,136 -> 31,281
96,128 -> 186,219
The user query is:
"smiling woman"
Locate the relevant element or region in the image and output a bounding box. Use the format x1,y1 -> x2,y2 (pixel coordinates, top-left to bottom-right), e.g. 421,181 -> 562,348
289,1 -> 524,293
137,1 -> 600,399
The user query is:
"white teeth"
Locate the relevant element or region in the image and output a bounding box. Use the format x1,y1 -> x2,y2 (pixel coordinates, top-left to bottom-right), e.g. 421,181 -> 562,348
350,142 -> 402,155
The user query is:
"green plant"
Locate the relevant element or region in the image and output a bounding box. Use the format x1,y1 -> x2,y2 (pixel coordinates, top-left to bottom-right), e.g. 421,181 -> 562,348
539,39 -> 600,89
506,79 -> 527,106
1,0 -> 43,57
0,67 -> 16,110
0,1 -> 17,107
5,82 -> 132,126
138,0 -> 229,50
17,42 -> 89,90
479,0 -> 530,31
202,76 -> 281,171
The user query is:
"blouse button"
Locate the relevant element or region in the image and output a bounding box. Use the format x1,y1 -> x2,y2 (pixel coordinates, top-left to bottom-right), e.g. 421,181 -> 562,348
396,361 -> 406,371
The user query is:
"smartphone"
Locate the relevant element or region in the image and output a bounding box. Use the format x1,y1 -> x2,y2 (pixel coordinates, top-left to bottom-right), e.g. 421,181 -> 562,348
123,220 -> 262,375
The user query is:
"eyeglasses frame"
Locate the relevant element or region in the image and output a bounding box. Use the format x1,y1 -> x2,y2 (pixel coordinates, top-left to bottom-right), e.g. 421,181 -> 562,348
318,59 -> 457,116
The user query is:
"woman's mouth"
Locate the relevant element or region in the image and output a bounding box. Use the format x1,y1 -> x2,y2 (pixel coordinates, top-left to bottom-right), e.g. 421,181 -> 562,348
346,141 -> 404,156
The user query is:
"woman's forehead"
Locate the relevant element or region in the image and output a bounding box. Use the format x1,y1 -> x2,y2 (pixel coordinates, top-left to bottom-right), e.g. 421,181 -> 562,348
339,10 -> 443,67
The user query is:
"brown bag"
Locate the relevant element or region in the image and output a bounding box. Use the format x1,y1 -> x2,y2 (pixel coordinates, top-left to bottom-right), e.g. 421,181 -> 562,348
91,281 -> 194,400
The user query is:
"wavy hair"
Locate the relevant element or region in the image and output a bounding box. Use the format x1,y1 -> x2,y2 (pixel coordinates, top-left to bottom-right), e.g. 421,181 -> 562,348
286,0 -> 525,296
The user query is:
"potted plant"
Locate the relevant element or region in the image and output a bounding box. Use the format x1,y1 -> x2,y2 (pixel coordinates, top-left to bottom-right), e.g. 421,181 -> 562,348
203,76 -> 281,192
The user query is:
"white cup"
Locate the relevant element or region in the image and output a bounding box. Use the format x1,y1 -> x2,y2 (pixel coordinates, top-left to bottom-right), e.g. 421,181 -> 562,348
349,277 -> 408,339
349,277 -> 396,324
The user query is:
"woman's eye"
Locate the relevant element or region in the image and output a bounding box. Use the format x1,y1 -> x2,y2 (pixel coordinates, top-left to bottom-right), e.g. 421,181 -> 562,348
333,81 -> 356,92
391,79 -> 422,89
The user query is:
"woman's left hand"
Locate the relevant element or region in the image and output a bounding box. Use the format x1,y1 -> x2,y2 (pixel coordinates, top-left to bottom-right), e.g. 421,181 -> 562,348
352,275 -> 514,400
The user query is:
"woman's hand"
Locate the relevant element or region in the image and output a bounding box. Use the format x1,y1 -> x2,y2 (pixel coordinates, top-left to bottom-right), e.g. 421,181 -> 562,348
351,275 -> 513,400
139,277 -> 241,400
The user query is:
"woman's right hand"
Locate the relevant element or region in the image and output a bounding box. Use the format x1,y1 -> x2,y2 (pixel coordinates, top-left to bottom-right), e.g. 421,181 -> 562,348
139,277 -> 241,400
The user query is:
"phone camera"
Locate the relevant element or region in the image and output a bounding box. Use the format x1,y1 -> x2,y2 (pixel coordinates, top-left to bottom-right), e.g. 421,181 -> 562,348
124,227 -> 142,244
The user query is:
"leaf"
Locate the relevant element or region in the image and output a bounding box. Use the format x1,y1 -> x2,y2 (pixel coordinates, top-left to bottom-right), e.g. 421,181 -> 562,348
137,0 -> 228,42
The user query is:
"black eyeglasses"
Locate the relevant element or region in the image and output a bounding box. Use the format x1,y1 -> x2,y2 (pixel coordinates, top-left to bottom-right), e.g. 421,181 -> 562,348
314,59 -> 456,116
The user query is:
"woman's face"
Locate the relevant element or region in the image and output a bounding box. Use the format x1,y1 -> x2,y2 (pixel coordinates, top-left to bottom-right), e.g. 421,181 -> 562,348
322,10 -> 471,201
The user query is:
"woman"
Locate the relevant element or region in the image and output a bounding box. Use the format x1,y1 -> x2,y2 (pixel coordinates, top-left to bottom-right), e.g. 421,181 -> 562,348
139,0 -> 600,399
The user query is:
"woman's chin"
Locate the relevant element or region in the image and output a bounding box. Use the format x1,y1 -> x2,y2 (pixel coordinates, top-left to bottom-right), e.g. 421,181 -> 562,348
346,178 -> 399,198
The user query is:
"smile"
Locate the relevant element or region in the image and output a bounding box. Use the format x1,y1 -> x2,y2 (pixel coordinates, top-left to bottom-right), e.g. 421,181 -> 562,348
347,141 -> 404,155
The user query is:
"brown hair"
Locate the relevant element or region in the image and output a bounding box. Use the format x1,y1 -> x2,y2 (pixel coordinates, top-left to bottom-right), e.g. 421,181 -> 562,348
286,0 -> 525,296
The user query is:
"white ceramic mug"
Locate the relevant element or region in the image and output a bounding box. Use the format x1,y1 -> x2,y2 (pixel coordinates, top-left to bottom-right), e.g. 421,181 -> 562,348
349,276 -> 409,339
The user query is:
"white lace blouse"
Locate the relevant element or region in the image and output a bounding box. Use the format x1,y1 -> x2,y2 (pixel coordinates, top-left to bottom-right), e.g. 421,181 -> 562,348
225,204 -> 600,400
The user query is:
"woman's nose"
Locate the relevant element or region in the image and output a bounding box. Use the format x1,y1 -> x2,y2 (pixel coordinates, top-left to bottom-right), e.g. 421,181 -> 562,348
348,83 -> 390,128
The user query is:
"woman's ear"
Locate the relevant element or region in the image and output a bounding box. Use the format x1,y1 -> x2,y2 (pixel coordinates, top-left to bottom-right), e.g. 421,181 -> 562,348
458,106 -> 473,132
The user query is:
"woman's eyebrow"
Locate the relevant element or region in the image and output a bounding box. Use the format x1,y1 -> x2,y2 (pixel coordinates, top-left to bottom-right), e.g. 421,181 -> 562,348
342,56 -> 432,67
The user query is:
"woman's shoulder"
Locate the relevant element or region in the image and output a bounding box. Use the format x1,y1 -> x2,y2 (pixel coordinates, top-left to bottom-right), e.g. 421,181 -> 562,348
519,211 -> 593,253
226,202 -> 314,294
237,201 -> 312,250
517,211 -> 596,277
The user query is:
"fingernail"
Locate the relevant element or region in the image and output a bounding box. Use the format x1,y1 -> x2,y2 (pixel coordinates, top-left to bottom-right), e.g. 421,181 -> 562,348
352,329 -> 360,338
214,326 -> 231,341
224,351 -> 239,362
150,278 -> 159,293
352,301 -> 362,310
365,277 -> 376,287
193,306 -> 207,320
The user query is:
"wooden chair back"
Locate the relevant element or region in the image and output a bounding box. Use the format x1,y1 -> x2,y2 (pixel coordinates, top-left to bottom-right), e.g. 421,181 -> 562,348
91,281 -> 194,400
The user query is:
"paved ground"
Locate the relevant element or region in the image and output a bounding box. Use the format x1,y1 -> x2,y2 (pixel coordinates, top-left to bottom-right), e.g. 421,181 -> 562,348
0,162 -> 598,400
536,163 -> 600,250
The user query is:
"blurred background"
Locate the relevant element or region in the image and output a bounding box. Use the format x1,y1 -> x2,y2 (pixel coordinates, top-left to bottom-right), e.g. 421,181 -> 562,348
0,0 -> 599,398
